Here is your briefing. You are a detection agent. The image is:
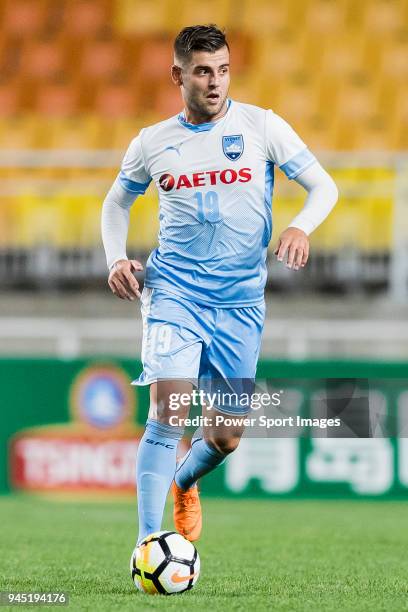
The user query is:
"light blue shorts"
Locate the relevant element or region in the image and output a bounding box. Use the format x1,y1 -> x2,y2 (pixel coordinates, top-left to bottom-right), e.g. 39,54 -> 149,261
132,287 -> 265,415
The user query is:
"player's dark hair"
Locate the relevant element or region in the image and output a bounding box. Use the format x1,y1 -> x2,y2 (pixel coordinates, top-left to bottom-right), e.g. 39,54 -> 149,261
174,24 -> 229,64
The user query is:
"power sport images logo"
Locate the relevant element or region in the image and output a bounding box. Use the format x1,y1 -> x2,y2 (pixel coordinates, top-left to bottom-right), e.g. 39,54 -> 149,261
159,168 -> 252,192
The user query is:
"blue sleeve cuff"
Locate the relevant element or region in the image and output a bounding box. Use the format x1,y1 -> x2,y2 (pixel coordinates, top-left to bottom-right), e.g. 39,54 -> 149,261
119,171 -> 151,194
279,148 -> 317,180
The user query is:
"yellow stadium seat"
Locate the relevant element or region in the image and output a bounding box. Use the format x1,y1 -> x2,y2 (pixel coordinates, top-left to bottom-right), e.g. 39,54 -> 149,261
252,37 -> 305,79
0,116 -> 40,149
320,34 -> 366,78
308,167 -> 394,252
238,0 -> 290,34
54,193 -> 104,248
43,117 -> 102,149
303,114 -> 336,152
114,0 -> 173,34
275,78 -> 318,125
364,0 -> 403,36
0,197 -> 16,248
128,188 -> 159,251
362,197 -> 393,251
168,0 -> 233,33
354,115 -> 393,150
10,193 -> 62,248
110,118 -> 146,149
336,81 -> 376,123
230,74 -> 263,106
305,0 -> 346,35
381,42 -> 408,83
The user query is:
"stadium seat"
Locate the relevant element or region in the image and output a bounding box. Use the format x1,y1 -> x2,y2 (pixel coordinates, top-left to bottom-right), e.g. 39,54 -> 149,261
0,196 -> 14,247
305,0 -> 346,35
271,73 -> 318,126
364,0 -> 403,35
114,0 -> 172,34
364,197 -> 393,251
63,0 -> 112,38
238,0 -> 290,34
128,191 -> 159,250
35,83 -> 78,117
381,43 -> 408,83
137,37 -> 173,81
337,80 -> 376,123
94,83 -> 139,118
391,87 -> 408,148
80,39 -> 125,80
2,0 -> 46,38
0,35 -> 22,79
0,116 -> 40,148
11,193 -> 60,247
226,32 -> 252,75
19,39 -> 65,80
303,114 -> 336,152
168,0 -> 233,33
253,38 -> 304,79
54,194 -> 103,248
0,0 -> 406,158
355,114 -> 393,150
153,83 -> 182,118
320,35 -> 366,78
41,117 -> 101,149
0,83 -> 20,117
230,74 -> 263,106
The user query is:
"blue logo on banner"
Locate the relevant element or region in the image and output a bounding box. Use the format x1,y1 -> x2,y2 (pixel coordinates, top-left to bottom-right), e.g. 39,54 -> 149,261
222,134 -> 244,161
82,375 -> 126,429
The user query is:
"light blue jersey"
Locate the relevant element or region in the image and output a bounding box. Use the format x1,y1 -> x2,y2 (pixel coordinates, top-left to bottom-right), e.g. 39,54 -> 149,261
119,99 -> 316,308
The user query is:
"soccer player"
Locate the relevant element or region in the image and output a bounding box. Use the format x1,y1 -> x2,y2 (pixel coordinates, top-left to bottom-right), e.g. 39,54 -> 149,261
101,25 -> 338,545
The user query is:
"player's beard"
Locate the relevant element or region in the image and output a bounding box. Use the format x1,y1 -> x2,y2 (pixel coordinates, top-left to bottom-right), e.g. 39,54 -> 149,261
188,90 -> 229,122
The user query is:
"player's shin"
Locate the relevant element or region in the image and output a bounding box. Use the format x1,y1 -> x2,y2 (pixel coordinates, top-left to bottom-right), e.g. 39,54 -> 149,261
136,418 -> 184,544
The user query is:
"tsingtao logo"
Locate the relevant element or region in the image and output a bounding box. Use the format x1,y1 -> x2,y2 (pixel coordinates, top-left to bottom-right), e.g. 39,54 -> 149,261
159,173 -> 175,191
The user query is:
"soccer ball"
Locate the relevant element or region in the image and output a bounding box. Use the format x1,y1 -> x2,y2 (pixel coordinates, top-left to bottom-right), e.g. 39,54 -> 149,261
130,530 -> 200,595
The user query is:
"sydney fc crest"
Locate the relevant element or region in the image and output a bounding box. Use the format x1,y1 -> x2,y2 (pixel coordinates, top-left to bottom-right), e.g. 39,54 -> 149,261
222,134 -> 244,161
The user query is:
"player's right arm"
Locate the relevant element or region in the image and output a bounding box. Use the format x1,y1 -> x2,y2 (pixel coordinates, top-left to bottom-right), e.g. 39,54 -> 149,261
101,133 -> 151,300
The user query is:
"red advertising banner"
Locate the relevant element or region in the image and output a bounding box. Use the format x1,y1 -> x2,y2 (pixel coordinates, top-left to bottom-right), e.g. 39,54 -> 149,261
9,363 -> 144,494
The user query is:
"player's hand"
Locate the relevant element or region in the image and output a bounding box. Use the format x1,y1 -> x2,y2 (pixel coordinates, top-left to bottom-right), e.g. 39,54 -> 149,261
108,259 -> 143,300
274,227 -> 309,270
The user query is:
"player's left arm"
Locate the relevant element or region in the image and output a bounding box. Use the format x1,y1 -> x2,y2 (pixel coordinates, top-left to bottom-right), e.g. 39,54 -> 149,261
265,110 -> 338,270
274,162 -> 338,270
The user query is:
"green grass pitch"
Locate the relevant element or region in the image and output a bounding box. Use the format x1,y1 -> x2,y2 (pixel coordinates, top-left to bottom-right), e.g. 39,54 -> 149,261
1,495 -> 408,611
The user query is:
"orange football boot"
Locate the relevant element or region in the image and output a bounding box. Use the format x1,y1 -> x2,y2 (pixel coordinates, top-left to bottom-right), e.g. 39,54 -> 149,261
171,479 -> 202,542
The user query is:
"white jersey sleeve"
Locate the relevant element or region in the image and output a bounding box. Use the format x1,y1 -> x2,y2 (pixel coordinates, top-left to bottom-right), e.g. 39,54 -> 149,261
265,111 -> 317,179
289,162 -> 339,235
119,131 -> 152,195
101,131 -> 152,271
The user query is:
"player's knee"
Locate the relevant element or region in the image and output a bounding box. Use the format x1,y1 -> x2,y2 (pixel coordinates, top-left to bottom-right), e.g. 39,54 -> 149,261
207,436 -> 241,455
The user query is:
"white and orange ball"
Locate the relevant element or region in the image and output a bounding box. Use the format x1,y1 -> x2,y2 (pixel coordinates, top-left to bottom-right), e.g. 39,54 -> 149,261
130,531 -> 200,595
